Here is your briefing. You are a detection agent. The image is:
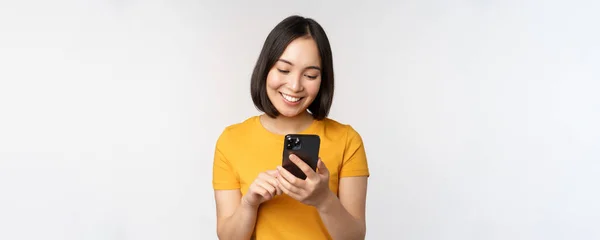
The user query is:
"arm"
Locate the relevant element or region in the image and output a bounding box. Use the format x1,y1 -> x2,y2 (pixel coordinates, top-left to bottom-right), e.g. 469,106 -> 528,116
213,130 -> 280,239
214,171 -> 282,240
214,190 -> 258,240
317,176 -> 368,240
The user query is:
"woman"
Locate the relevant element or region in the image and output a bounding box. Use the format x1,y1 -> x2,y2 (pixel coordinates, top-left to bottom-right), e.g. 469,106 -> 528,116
212,15 -> 370,240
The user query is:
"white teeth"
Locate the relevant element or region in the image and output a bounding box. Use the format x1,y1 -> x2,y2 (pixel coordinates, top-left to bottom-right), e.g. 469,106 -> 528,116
281,93 -> 301,102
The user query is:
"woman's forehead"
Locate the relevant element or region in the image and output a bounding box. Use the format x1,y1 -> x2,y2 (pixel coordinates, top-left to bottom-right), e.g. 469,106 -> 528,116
278,37 -> 321,67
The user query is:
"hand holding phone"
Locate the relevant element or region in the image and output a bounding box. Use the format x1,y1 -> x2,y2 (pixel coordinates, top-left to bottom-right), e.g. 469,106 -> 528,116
277,135 -> 333,209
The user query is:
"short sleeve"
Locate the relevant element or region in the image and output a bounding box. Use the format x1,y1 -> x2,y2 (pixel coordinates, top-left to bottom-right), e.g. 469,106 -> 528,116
339,125 -> 370,178
212,130 -> 240,190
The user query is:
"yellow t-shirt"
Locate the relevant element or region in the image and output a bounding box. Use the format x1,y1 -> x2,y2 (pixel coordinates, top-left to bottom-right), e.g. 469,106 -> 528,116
212,115 -> 370,240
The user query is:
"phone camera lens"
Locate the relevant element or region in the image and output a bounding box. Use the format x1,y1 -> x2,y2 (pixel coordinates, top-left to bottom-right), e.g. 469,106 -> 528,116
285,136 -> 301,150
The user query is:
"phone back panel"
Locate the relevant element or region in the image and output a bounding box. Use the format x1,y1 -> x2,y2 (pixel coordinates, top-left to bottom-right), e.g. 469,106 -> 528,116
282,134 -> 320,180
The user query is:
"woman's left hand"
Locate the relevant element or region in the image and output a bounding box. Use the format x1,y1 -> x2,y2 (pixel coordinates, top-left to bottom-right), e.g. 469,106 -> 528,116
276,154 -> 332,209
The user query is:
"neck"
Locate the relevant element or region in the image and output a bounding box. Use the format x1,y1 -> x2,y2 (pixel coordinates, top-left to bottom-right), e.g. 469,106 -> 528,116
261,111 -> 314,135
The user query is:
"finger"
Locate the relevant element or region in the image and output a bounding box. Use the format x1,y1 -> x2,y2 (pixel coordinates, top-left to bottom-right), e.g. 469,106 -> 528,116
265,169 -> 278,176
288,154 -> 318,179
276,165 -> 305,188
276,172 -> 302,195
277,177 -> 303,199
274,171 -> 283,195
259,189 -> 272,201
262,180 -> 278,197
251,185 -> 271,202
317,158 -> 329,175
259,172 -> 281,194
256,181 -> 275,199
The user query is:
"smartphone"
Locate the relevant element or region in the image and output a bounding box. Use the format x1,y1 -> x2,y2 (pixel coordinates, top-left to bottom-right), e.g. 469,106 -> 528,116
282,134 -> 321,180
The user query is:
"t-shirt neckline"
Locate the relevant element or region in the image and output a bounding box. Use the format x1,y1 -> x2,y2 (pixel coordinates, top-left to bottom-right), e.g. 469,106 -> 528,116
254,115 -> 320,142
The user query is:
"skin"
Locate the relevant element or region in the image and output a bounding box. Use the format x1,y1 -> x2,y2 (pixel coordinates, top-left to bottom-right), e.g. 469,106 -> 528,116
214,36 -> 368,240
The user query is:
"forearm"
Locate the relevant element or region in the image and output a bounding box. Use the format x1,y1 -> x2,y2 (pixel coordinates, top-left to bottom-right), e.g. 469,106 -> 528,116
317,191 -> 366,240
217,199 -> 259,240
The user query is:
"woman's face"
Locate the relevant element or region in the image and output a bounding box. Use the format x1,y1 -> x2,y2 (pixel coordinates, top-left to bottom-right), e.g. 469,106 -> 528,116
266,36 -> 322,118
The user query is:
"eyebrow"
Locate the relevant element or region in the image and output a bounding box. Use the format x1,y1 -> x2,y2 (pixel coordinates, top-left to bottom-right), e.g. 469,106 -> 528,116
278,59 -> 321,71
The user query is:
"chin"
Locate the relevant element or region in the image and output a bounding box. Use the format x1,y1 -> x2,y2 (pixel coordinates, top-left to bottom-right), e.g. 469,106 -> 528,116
277,109 -> 304,118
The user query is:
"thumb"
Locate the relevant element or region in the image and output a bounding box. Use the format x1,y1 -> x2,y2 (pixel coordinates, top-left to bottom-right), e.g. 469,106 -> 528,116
317,158 -> 329,175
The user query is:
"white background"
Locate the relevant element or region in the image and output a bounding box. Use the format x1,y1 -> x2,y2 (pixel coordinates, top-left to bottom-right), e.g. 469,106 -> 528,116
1,0 -> 599,239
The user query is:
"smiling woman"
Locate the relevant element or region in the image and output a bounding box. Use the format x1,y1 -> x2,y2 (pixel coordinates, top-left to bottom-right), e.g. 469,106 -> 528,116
212,15 -> 370,240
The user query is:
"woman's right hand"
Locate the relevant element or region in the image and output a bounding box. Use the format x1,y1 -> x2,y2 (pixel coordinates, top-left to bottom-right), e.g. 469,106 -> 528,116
242,170 -> 282,208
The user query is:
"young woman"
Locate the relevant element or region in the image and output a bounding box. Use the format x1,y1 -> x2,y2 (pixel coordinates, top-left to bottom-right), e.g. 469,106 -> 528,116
212,15 -> 370,240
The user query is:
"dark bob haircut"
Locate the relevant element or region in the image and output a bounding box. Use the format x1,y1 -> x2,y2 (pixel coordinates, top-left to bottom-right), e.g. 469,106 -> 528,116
250,15 -> 334,120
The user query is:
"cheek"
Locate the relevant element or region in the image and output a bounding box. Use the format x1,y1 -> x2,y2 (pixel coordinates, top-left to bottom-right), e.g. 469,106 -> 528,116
306,80 -> 322,97
266,71 -> 284,90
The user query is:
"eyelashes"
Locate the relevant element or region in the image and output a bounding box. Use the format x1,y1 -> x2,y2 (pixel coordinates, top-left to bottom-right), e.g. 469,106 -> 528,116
277,69 -> 318,79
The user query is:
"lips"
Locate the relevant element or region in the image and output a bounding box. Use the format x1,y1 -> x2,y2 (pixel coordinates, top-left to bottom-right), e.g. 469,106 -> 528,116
280,92 -> 302,103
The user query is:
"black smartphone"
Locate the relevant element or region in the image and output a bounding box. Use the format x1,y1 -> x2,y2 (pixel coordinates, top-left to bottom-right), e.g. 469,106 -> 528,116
282,134 -> 321,180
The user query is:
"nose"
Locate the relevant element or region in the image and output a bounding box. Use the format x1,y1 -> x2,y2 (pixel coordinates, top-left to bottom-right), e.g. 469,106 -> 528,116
288,74 -> 304,92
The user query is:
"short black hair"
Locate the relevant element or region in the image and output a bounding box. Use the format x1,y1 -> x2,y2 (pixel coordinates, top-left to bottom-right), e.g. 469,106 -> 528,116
250,15 -> 334,120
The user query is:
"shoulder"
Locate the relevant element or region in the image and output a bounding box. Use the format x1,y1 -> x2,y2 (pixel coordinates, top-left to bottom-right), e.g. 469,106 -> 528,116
320,117 -> 363,142
216,115 -> 260,145
322,118 -> 369,173
221,115 -> 258,134
321,117 -> 362,136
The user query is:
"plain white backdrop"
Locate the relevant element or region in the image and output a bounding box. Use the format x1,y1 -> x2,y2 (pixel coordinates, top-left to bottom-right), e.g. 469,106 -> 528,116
1,0 -> 598,239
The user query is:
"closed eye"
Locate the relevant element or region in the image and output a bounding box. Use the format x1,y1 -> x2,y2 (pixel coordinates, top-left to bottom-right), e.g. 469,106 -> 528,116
305,74 -> 318,79
277,69 -> 290,74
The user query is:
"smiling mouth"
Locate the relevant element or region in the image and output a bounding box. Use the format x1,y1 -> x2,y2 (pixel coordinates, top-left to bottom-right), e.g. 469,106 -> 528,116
280,92 -> 303,103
